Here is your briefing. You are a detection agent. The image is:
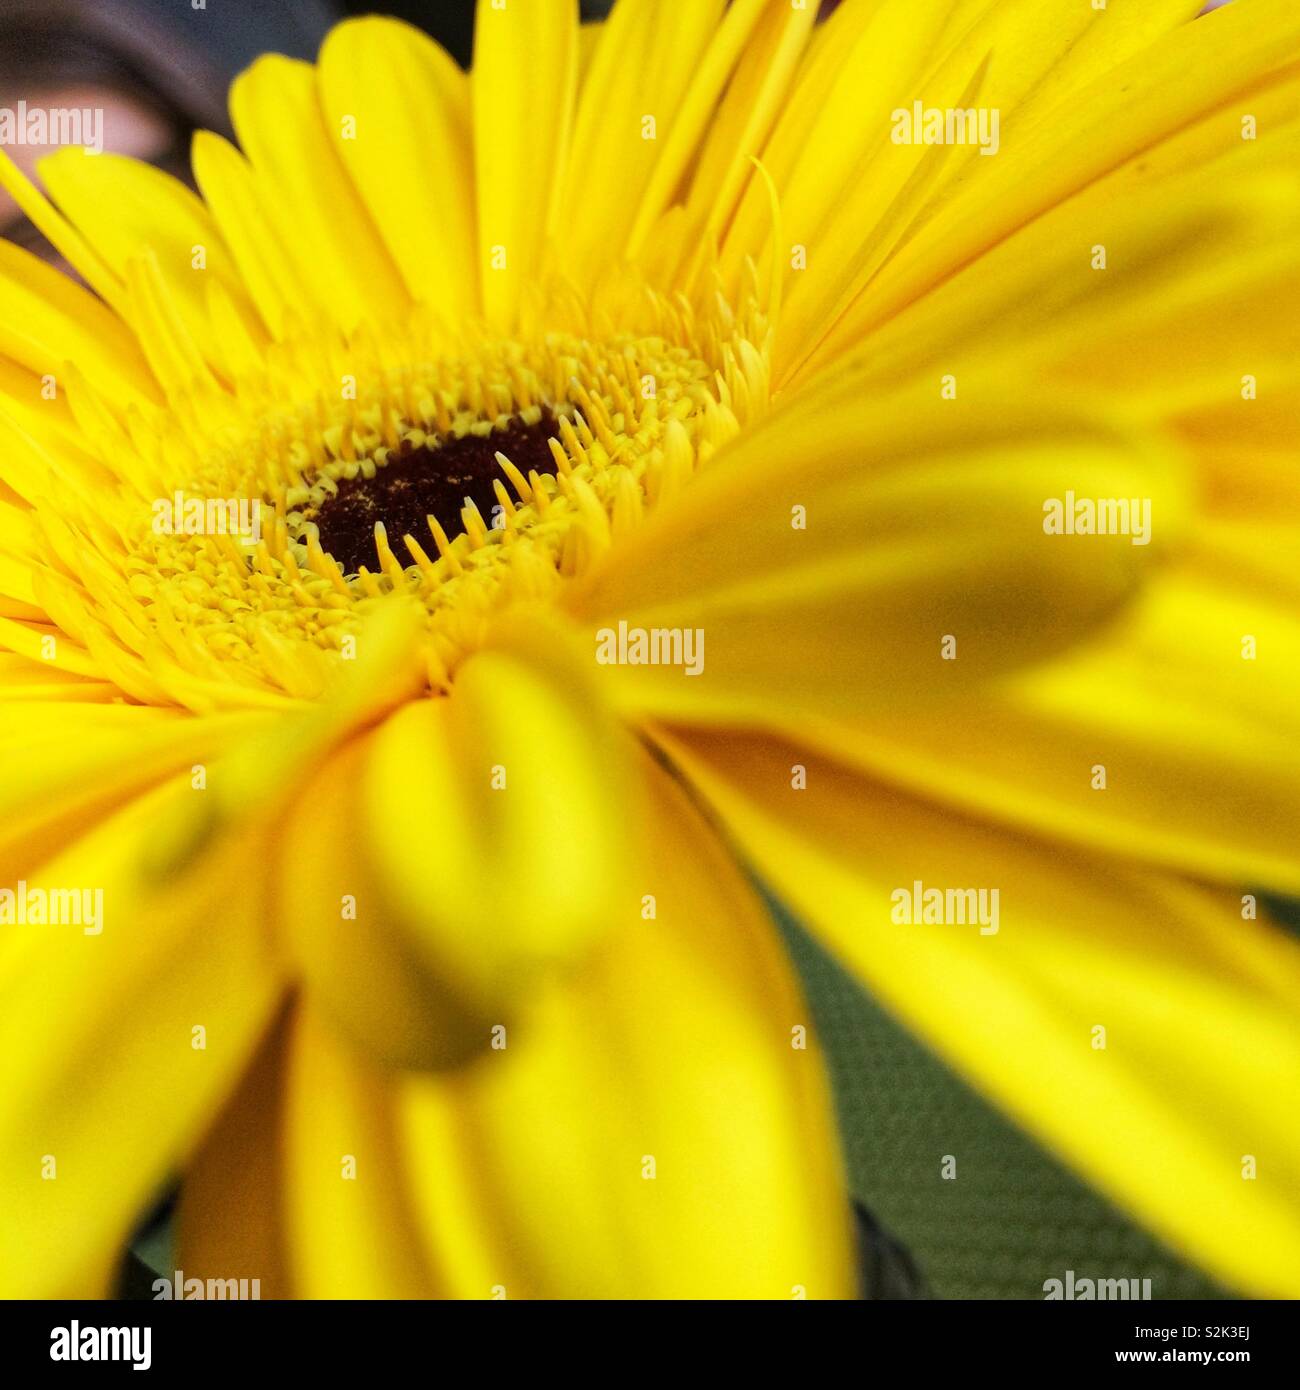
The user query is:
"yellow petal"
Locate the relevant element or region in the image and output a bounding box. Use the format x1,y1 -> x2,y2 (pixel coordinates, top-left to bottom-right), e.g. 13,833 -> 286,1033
281,735 -> 488,1073
578,17 -> 604,78
793,566 -> 1300,897
137,597 -> 428,883
0,703 -> 270,882
981,0 -> 1205,125
624,0 -> 781,260
396,749 -> 855,1298
179,1005 -> 436,1299
0,147 -> 129,313
0,237 -> 158,408
556,0 -> 723,284
473,0 -> 577,326
38,148 -> 265,375
319,16 -> 478,318
360,614 -> 633,1028
774,47 -> 995,381
0,653 -> 118,704
800,134 -> 1300,400
279,1006 -> 435,1297
661,725 -> 1300,1298
0,784 -> 281,1295
176,1013 -> 293,1301
191,130 -> 312,341
566,377 -> 1188,725
679,0 -> 817,253
814,0 -> 1300,368
722,0 -> 961,322
228,55 -> 408,334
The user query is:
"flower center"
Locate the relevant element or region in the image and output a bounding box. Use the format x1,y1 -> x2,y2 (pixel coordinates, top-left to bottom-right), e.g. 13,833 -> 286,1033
58,274 -> 773,709
310,411 -> 561,576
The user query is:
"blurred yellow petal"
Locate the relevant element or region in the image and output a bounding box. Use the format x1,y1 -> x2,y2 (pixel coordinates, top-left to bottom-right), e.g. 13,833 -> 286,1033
181,1005 -> 437,1299
567,377 -> 1187,725
578,17 -> 603,76
359,616 -> 632,1029
662,726 -> 1300,1298
795,568 -> 1300,896
0,703 -> 272,883
279,1006 -> 435,1298
282,736 -> 488,1072
0,654 -> 118,704
802,150 -> 1300,403
0,238 -> 158,408
397,751 -> 854,1298
177,1013 -> 293,1301
0,786 -> 282,1296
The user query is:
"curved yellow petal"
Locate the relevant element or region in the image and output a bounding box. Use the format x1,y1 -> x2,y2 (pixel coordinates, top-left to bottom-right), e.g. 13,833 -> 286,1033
38,148 -> 266,374
397,750 -> 855,1298
319,16 -> 478,318
811,0 -> 1300,373
662,725 -> 1300,1298
0,784 -> 282,1296
794,566 -> 1300,897
228,55 -> 408,333
278,1006 -> 435,1298
360,614 -> 633,1030
282,735 -> 489,1073
566,377 -> 1188,725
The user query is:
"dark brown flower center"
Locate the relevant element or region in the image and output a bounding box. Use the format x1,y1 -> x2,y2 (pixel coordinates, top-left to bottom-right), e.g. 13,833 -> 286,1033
312,412 -> 561,574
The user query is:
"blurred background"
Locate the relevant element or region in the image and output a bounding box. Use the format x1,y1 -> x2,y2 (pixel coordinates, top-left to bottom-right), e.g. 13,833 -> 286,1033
0,0 -> 618,251
2,0 -> 1234,1299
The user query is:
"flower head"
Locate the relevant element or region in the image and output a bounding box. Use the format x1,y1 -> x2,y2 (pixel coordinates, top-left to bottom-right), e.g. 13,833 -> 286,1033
1,0 -> 1298,1298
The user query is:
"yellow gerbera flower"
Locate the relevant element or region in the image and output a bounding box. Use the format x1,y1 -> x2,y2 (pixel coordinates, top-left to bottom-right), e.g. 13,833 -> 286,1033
1,0 -> 1297,1299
